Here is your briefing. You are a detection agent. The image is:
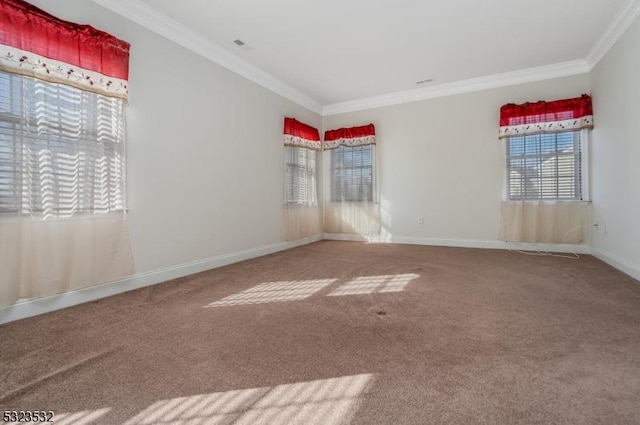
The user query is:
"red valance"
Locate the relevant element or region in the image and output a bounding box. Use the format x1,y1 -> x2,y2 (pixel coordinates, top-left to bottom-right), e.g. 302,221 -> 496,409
284,117 -> 320,141
0,0 -> 130,100
499,94 -> 593,139
324,124 -> 376,150
283,117 -> 321,150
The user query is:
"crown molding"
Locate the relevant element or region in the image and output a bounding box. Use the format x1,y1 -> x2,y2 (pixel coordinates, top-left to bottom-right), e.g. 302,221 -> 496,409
322,60 -> 591,116
91,0 -> 323,115
92,0 -> 637,117
585,0 -> 640,68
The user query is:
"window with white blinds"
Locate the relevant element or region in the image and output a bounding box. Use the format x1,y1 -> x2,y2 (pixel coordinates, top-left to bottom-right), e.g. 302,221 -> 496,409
331,145 -> 374,202
284,146 -> 318,206
506,131 -> 582,200
0,71 -> 125,217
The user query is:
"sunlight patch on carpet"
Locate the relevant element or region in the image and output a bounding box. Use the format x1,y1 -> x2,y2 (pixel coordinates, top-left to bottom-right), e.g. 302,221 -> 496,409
122,374 -> 374,425
205,279 -> 338,307
328,273 -> 419,296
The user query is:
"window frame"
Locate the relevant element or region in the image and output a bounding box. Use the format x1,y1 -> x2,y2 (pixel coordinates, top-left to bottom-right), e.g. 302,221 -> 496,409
0,71 -> 127,218
503,128 -> 589,202
283,145 -> 319,207
329,144 -> 376,203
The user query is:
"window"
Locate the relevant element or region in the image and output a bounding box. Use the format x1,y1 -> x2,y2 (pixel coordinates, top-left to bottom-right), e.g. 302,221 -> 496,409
0,71 -> 125,217
330,145 -> 374,202
506,131 -> 583,201
284,146 -> 318,205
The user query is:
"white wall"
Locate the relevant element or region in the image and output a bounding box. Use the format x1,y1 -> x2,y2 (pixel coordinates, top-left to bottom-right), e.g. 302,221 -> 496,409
591,16 -> 640,278
5,2 -> 637,324
28,0 -> 322,274
323,75 -> 591,245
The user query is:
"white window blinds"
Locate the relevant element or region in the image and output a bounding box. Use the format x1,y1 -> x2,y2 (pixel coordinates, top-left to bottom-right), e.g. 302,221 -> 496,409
330,144 -> 374,202
506,131 -> 582,201
284,146 -> 318,206
0,71 -> 125,217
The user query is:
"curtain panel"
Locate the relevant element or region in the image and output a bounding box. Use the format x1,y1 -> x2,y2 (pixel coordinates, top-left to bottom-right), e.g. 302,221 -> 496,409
283,117 -> 322,241
0,216 -> 135,307
323,124 -> 380,236
0,0 -> 130,100
498,94 -> 593,244
499,201 -> 590,244
499,94 -> 593,139
0,0 -> 133,308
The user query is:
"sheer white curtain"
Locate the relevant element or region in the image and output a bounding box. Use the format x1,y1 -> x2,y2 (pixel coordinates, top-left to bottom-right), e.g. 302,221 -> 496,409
0,216 -> 134,307
499,201 -> 590,244
323,124 -> 380,236
283,118 -> 322,241
498,95 -> 593,244
0,2 -> 133,307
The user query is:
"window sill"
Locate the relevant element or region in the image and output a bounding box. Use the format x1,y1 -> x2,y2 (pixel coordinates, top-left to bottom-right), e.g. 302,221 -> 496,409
503,200 -> 591,206
0,210 -> 128,224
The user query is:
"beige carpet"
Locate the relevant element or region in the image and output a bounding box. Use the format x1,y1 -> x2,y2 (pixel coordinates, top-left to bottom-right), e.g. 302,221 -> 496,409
2,241 -> 640,424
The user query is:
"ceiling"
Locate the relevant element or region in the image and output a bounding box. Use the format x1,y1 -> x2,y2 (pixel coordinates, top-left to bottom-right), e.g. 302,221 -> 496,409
99,0 -> 636,112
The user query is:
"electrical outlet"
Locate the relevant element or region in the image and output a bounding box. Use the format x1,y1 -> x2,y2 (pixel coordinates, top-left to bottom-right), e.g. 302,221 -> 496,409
417,216 -> 424,224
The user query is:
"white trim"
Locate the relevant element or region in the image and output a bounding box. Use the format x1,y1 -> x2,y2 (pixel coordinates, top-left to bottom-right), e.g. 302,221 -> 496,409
0,234 -> 323,325
500,241 -> 591,255
90,0 -> 322,115
322,60 -> 591,116
92,0 -> 638,116
591,248 -> 640,282
322,233 -> 372,242
93,0 -> 639,116
585,0 -> 640,68
580,129 -> 591,202
323,233 -> 591,254
8,234 -> 639,325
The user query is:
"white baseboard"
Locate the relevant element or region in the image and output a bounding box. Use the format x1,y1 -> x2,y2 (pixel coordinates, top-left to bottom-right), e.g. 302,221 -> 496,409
591,248 -> 640,282
0,234 -> 323,325
500,241 -> 592,255
322,233 -> 372,242
5,233 -> 632,326
323,233 -> 592,254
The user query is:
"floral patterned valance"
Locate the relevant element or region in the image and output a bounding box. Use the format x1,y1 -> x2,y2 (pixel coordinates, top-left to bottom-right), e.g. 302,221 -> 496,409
0,0 -> 130,101
324,124 -> 376,150
499,94 -> 593,139
283,117 -> 322,151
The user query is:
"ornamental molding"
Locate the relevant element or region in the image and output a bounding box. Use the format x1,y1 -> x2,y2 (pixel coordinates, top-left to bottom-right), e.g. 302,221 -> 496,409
585,0 -> 640,68
91,0 -> 640,116
91,0 -> 323,115
322,61 -> 591,116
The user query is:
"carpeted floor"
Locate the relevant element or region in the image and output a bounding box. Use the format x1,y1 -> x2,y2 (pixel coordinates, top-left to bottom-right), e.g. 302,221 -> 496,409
1,241 -> 640,424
